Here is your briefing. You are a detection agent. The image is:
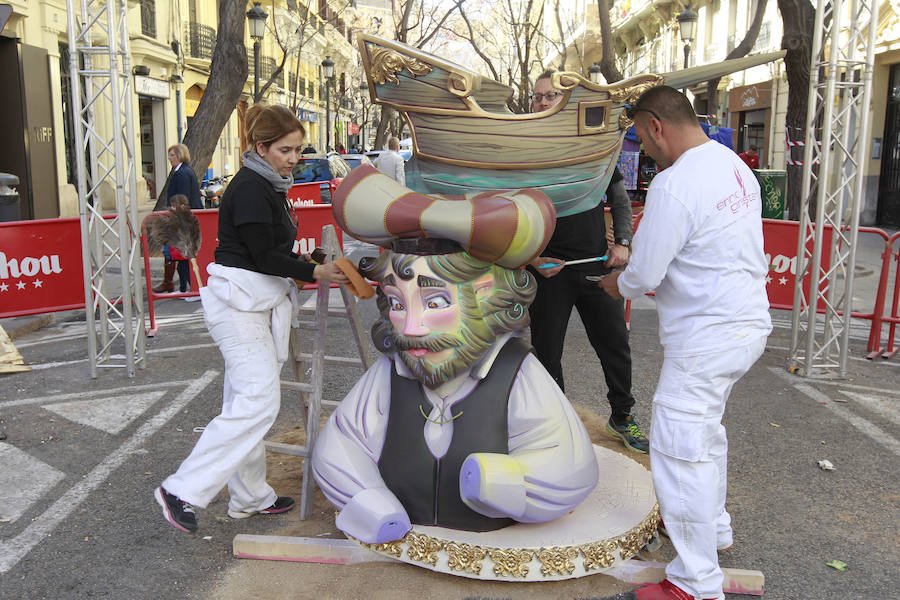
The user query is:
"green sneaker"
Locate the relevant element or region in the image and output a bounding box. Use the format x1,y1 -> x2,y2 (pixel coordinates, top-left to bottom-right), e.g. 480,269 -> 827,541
606,415 -> 649,453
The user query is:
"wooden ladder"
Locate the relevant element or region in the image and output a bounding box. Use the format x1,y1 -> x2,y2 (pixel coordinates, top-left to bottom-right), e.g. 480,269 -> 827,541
264,224 -> 374,519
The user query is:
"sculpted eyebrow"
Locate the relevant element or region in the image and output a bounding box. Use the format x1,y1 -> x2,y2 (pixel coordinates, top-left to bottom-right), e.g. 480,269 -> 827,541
383,274 -> 397,287
417,275 -> 446,288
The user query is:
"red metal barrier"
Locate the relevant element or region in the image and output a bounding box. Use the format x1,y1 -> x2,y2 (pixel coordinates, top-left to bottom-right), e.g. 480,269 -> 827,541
142,205 -> 344,336
0,217 -> 87,318
866,231 -> 900,359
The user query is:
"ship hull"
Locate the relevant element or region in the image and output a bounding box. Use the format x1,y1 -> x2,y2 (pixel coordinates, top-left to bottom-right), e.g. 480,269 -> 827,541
406,149 -> 621,218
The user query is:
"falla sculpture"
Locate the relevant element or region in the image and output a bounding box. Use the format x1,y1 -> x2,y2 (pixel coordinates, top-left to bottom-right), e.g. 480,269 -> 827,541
311,36 -> 784,581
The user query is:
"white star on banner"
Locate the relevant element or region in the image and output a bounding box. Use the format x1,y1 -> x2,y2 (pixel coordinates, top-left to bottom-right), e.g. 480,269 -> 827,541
16,281 -> 26,290
766,275 -> 772,283
779,277 -> 788,285
0,282 -> 7,291
33,279 -> 43,288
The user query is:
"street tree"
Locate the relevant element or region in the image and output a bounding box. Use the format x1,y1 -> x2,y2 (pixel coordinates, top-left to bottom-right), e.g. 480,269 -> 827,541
778,0 -> 816,218
596,0 -> 623,84
372,0 -> 462,148
453,0 -> 550,114
180,0 -> 248,185
703,0 -> 768,113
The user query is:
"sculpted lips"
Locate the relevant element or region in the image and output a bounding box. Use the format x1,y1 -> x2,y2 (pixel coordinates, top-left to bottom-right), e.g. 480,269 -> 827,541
407,348 -> 430,357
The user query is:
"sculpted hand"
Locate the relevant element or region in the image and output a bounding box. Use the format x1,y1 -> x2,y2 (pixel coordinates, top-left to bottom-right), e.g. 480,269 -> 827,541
313,261 -> 351,285
459,453 -> 527,520
605,244 -> 630,268
530,256 -> 565,278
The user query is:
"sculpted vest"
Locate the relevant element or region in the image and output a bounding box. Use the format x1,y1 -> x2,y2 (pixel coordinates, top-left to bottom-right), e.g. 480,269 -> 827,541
377,337 -> 531,531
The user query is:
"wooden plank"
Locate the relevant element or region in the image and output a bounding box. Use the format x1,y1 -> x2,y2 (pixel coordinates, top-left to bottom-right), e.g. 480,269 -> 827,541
606,560 -> 765,596
233,535 -> 396,565
233,534 -> 763,595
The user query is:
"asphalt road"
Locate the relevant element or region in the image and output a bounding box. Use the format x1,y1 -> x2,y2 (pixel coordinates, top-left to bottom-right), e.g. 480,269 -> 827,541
1,278 -> 898,599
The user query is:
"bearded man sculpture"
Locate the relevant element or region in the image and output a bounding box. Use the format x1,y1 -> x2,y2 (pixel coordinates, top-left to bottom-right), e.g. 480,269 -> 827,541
312,165 -> 598,545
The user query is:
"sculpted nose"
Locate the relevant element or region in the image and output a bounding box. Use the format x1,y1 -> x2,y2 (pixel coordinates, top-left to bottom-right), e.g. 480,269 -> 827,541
402,306 -> 429,337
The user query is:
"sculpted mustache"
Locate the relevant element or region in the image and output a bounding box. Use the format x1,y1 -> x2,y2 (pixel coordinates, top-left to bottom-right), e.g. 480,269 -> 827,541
392,332 -> 462,352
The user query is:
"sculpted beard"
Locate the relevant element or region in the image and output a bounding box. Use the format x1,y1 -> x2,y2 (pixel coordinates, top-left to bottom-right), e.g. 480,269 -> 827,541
391,320 -> 493,389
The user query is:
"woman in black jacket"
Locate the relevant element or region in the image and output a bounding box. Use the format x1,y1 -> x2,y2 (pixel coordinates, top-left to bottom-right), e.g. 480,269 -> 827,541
152,144 -> 203,292
154,105 -> 350,533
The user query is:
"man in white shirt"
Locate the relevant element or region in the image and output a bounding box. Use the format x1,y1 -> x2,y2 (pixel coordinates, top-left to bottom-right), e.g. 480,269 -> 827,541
373,136 -> 405,185
598,86 -> 772,600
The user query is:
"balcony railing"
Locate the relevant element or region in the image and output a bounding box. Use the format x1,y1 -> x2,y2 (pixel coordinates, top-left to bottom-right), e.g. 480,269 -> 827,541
185,22 -> 215,61
249,56 -> 285,89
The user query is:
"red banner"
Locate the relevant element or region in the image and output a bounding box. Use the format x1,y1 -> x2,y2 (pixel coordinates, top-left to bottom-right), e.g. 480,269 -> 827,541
762,218 -> 832,310
0,217 -> 86,318
287,182 -> 326,207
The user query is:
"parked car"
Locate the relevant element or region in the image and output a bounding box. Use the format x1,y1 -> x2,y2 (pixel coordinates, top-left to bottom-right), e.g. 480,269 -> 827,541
341,153 -> 374,170
291,153 -> 351,203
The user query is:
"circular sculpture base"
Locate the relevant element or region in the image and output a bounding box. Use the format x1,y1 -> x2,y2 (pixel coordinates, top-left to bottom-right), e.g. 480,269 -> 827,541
352,445 -> 659,581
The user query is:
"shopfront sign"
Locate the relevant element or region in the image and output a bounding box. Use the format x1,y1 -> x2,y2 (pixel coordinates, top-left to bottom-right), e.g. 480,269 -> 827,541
135,75 -> 170,99
728,81 -> 772,112
297,109 -> 318,122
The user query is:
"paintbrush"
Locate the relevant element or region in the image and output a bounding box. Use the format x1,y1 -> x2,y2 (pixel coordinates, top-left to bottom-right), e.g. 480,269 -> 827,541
537,255 -> 608,270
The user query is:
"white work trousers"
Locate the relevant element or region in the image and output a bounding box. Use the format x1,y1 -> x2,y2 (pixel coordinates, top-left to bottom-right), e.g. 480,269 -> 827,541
162,293 -> 283,514
649,336 -> 766,600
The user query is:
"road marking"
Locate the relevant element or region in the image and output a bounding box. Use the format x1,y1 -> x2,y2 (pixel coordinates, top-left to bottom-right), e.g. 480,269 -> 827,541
0,443 -> 66,523
14,343 -> 219,373
1,380 -> 185,408
42,391 -> 167,434
837,390 -> 900,427
771,368 -> 900,458
0,370 -> 219,574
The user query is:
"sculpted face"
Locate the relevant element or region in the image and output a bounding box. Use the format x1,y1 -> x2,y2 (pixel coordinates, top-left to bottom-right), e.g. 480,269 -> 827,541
382,256 -> 494,389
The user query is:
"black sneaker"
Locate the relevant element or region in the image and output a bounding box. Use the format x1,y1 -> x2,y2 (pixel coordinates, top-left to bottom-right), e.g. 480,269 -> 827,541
606,415 -> 649,453
155,486 -> 198,533
227,496 -> 295,519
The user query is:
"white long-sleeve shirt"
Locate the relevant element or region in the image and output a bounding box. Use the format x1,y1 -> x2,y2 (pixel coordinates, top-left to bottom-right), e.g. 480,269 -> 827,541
617,140 -> 772,356
311,335 -> 598,526
373,150 -> 405,185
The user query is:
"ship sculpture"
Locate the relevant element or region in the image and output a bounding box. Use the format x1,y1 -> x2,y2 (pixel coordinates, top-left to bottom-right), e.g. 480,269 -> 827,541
358,33 -> 784,216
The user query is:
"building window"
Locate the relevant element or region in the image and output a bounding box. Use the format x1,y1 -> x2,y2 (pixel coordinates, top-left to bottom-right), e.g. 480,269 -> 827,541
140,0 -> 157,38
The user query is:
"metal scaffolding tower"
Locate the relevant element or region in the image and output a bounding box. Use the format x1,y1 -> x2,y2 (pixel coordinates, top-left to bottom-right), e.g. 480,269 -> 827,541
66,0 -> 146,377
789,0 -> 879,377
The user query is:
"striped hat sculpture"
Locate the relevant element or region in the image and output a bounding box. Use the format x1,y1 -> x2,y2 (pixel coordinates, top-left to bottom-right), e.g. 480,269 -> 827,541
332,165 -> 556,268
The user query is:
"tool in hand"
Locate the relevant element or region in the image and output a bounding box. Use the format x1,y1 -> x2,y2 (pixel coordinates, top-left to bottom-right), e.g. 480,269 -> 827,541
537,255 -> 608,270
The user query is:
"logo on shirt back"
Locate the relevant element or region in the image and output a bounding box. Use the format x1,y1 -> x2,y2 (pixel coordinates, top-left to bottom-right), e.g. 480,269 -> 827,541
716,168 -> 756,214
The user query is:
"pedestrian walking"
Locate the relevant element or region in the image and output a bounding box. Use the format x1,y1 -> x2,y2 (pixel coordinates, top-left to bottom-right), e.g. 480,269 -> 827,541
598,85 -> 772,600
154,104 -> 350,533
153,144 -> 202,294
373,136 -> 405,185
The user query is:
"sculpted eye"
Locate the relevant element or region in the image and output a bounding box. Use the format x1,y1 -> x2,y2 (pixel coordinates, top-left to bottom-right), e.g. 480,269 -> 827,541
389,297 -> 405,311
425,295 -> 451,309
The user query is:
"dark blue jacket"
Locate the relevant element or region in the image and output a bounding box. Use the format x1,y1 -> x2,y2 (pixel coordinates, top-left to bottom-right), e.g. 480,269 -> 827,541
167,163 -> 202,209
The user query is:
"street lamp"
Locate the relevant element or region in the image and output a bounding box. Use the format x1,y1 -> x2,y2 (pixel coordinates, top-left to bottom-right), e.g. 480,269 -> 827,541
677,6 -> 698,71
169,73 -> 184,141
588,63 -> 602,85
247,2 -> 267,102
358,82 -> 368,150
322,56 -> 335,151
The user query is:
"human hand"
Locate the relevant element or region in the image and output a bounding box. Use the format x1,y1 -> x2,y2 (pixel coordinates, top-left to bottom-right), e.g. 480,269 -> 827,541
313,261 -> 351,285
530,256 -> 565,278
606,244 -> 630,267
597,270 -> 623,299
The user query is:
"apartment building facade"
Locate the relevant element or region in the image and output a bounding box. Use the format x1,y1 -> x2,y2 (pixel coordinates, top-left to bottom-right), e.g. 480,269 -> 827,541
0,0 -> 361,220
604,0 -> 900,226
